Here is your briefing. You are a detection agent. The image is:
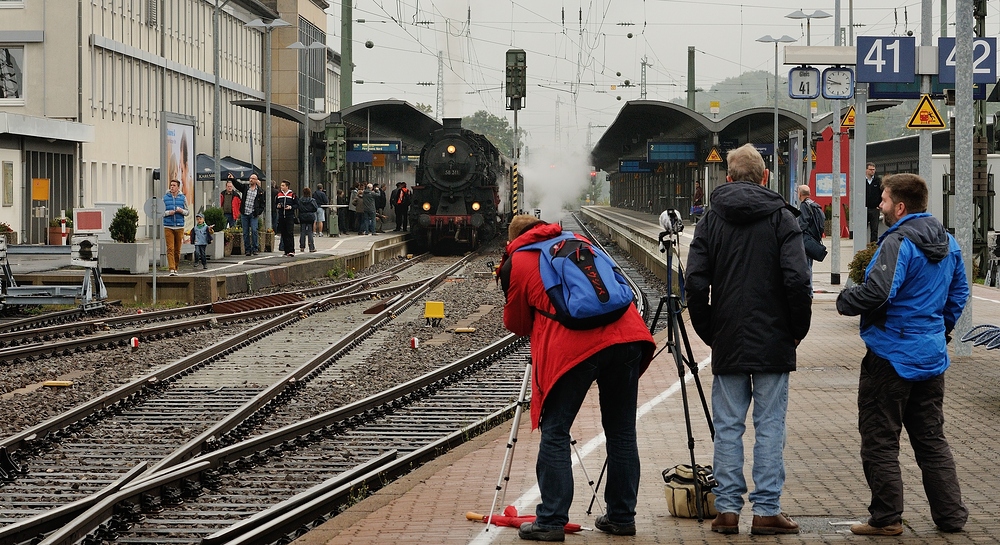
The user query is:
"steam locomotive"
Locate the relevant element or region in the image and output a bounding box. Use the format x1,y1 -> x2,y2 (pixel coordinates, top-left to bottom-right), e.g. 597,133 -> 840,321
408,118 -> 516,253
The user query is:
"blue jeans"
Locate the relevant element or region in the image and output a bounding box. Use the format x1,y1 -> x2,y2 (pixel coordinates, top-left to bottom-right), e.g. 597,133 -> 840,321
194,244 -> 207,267
241,213 -> 258,254
711,372 -> 789,516
534,342 -> 644,529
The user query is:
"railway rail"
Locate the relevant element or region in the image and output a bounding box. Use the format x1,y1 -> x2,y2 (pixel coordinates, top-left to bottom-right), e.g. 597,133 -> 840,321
0,256 -> 429,364
0,254 -> 462,536
0,217 -> 659,545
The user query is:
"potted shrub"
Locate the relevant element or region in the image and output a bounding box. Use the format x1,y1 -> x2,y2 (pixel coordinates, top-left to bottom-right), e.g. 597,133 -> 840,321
202,207 -> 226,259
48,217 -> 72,245
100,206 -> 149,273
225,227 -> 242,256
0,222 -> 16,245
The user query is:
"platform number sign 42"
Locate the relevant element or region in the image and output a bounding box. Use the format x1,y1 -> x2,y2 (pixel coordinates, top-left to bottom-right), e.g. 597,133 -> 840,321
937,37 -> 997,84
856,36 -> 916,83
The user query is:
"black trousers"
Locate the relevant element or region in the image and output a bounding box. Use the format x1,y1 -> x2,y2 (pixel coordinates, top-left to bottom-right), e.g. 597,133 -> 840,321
394,205 -> 408,230
857,349 -> 967,530
278,217 -> 295,254
867,208 -> 880,243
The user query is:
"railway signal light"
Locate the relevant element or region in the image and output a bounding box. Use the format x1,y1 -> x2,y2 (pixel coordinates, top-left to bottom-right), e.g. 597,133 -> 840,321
506,49 -> 526,110
71,235 -> 99,268
325,123 -> 347,173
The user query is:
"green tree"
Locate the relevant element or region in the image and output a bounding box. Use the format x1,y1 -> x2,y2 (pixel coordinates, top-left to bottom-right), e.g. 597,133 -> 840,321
461,110 -> 526,157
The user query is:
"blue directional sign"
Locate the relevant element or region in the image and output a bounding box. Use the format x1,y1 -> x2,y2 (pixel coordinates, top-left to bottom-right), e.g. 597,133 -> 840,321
619,160 -> 654,173
856,36 -> 916,83
647,142 -> 696,162
937,37 -> 998,84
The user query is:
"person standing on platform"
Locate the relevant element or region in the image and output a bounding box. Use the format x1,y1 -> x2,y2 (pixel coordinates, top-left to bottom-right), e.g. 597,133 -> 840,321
220,176 -> 241,228
836,173 -> 969,536
163,179 -> 189,276
275,180 -> 298,257
337,188 -> 348,234
393,182 -> 411,231
498,215 -> 655,541
797,184 -> 825,292
348,183 -> 360,234
297,187 -> 318,253
190,212 -> 213,269
313,183 -> 328,237
865,162 -> 883,243
360,183 -> 377,235
231,174 -> 265,256
692,180 -> 705,224
685,143 -> 812,536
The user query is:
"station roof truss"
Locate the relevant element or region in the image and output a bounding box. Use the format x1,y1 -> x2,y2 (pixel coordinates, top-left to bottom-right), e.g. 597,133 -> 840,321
340,100 -> 443,156
590,99 -> 901,172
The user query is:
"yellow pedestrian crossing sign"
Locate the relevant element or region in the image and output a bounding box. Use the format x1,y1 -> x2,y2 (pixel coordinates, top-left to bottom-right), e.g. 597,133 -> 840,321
841,105 -> 856,128
706,147 -> 723,163
906,95 -> 945,130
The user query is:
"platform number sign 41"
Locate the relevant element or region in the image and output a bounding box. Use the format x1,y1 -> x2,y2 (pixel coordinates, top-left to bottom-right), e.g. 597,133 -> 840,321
856,36 -> 916,83
937,37 -> 997,84
788,67 -> 820,99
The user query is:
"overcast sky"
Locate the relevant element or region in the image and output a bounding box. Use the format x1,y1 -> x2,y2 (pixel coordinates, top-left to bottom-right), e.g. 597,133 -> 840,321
327,2 -> 989,137
322,1 -> 991,214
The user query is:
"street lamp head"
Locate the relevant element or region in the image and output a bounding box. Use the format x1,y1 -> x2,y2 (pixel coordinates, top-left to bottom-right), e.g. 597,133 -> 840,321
246,17 -> 291,30
757,35 -> 796,44
786,9 -> 832,20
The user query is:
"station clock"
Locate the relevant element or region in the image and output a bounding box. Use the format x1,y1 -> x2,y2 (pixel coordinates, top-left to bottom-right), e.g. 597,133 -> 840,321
821,67 -> 855,99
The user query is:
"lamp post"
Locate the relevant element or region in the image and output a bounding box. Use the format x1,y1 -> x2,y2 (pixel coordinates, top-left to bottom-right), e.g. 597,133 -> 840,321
757,35 -> 796,194
287,41 -> 326,191
246,18 -> 290,239
786,10 -> 831,187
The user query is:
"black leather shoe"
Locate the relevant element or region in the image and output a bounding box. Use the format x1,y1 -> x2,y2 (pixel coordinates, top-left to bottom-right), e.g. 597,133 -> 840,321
711,512 -> 740,534
595,515 -> 636,536
751,513 -> 800,535
517,522 -> 564,542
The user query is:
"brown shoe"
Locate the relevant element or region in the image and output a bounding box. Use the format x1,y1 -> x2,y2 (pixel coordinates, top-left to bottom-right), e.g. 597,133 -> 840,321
850,522 -> 903,536
751,513 -> 800,535
711,512 -> 739,534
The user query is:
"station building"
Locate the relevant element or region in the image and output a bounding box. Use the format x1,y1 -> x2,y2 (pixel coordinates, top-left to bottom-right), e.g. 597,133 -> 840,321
0,0 -> 337,243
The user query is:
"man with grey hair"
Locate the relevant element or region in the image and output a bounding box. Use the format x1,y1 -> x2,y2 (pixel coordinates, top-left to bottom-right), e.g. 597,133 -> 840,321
685,143 -> 812,535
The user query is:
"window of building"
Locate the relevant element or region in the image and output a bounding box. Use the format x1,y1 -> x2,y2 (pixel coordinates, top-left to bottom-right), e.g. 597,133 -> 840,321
0,46 -> 24,103
0,0 -> 26,8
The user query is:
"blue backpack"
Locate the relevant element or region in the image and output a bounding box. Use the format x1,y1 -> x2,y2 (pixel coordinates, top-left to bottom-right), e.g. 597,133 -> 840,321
517,232 -> 635,330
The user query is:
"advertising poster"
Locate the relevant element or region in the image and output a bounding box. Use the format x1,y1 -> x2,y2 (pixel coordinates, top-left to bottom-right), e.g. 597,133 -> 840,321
165,118 -> 196,230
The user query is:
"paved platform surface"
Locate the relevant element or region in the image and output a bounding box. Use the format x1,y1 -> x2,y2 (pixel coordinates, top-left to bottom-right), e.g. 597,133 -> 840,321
293,209 -> 1000,544
5,229 -> 403,277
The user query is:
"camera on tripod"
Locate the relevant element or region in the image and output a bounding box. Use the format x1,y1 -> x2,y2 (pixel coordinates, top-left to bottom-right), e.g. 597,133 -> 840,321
659,209 -> 684,236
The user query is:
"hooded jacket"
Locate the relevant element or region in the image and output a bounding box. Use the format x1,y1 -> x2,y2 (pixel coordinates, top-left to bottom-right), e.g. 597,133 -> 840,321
684,181 -> 812,375
500,222 -> 655,429
836,213 -> 968,380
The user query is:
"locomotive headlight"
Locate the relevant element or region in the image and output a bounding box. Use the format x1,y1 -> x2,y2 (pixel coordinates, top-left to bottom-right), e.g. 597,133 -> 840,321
471,202 -> 481,211
422,202 -> 431,211
446,145 -> 456,154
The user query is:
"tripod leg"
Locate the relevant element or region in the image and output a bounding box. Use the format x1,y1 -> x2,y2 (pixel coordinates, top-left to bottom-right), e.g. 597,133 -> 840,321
587,459 -> 608,515
675,308 -> 715,440
570,435 -> 605,515
486,361 -> 531,529
669,296 -> 706,521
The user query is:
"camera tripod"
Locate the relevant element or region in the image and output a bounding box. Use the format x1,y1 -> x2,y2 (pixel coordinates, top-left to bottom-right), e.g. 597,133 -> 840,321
647,229 -> 715,521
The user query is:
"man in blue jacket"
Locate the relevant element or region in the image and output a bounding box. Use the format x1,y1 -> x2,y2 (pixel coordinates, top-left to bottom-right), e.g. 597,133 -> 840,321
837,173 -> 969,536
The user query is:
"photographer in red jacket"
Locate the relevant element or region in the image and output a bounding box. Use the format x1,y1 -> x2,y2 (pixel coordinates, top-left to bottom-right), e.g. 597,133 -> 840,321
499,215 -> 655,541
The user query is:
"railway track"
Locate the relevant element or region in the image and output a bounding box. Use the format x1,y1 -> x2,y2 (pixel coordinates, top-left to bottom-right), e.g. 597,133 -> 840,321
0,220 -> 660,545
0,256 -> 429,365
0,254 -> 465,537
